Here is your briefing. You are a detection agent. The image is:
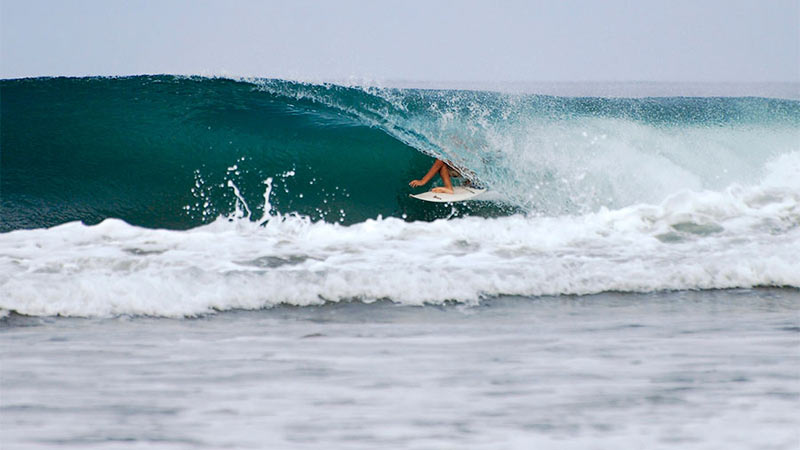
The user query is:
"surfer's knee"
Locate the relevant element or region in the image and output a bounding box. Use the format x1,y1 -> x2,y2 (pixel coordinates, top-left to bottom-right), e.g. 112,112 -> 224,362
438,164 -> 450,180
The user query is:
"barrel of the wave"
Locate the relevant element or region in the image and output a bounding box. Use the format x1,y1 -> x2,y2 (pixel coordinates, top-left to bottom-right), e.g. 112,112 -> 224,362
0,76 -> 450,230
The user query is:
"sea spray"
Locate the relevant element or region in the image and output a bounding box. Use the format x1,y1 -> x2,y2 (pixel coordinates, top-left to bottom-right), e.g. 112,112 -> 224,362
1,150 -> 797,317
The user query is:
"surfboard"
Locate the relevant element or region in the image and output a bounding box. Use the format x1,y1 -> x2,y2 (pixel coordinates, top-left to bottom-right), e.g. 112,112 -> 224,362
410,186 -> 487,203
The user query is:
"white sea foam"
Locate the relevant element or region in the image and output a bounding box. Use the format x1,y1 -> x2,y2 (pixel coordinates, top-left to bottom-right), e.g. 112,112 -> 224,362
1,153 -> 797,317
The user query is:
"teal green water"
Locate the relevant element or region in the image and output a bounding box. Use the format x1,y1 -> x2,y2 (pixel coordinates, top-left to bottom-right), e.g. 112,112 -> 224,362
1,76 -> 798,232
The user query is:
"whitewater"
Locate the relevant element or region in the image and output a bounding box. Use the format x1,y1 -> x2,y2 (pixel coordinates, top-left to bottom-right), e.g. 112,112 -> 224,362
1,76 -> 799,449
1,150 -> 798,317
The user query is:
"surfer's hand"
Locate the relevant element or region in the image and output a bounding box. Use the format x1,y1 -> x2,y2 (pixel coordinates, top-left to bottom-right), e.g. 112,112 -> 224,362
409,179 -> 424,187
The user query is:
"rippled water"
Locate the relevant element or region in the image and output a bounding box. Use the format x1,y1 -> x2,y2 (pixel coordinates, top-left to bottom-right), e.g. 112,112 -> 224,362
2,289 -> 798,449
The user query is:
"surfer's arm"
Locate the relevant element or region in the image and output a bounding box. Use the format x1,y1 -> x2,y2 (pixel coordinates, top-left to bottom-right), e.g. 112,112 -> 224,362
409,159 -> 446,187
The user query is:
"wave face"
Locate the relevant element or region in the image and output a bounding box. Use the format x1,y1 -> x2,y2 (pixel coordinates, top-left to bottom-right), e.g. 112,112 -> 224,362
1,76 -> 799,316
3,76 -> 798,230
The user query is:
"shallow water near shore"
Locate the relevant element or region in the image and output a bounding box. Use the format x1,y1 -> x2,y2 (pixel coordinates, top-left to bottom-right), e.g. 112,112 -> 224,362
2,288 -> 798,450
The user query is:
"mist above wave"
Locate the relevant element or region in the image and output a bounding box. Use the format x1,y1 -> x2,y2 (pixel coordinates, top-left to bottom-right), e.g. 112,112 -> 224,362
254,78 -> 800,214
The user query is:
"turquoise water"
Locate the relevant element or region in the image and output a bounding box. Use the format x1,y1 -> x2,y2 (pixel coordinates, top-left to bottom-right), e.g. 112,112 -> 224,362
2,76 -> 798,231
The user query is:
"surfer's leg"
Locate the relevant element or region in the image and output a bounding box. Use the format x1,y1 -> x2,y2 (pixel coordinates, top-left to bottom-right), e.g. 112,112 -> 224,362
431,163 -> 455,194
409,159 -> 445,188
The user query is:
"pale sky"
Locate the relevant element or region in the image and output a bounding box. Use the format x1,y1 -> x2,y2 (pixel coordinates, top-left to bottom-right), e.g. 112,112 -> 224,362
2,0 -> 798,82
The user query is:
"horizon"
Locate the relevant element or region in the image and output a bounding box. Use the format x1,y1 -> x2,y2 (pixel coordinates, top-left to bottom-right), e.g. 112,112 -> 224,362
2,0 -> 798,83
2,73 -> 797,99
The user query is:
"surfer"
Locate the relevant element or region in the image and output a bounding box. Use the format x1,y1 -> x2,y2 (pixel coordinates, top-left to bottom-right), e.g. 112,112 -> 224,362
409,159 -> 462,194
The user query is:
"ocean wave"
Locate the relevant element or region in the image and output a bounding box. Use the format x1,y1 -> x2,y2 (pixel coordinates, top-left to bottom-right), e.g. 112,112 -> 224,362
2,76 -> 797,317
2,75 -> 798,231
2,153 -> 797,317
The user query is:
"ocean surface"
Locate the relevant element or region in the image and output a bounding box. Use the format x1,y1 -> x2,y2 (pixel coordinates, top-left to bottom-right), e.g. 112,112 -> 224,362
1,76 -> 799,449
